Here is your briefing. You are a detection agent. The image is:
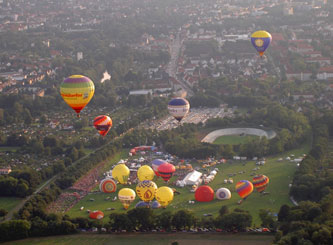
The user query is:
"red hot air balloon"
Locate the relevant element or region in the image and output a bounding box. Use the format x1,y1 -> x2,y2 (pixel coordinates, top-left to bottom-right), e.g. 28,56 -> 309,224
195,185 -> 214,202
94,115 -> 112,136
252,175 -> 269,193
89,210 -> 104,220
157,162 -> 176,182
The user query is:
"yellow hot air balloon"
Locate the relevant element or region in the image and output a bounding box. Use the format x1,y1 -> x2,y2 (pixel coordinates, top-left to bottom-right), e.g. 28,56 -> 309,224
155,186 -> 174,208
137,165 -> 155,182
112,164 -> 130,184
136,180 -> 157,202
118,188 -> 136,210
60,75 -> 95,117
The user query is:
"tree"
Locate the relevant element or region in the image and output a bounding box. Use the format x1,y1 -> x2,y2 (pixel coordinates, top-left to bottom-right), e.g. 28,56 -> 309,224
259,209 -> 276,229
219,206 -> 229,217
156,211 -> 173,231
171,210 -> 195,230
0,209 -> 8,217
278,205 -> 290,222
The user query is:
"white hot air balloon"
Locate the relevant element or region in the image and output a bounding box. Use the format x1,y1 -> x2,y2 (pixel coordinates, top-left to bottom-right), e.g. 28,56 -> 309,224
168,97 -> 190,122
216,187 -> 231,200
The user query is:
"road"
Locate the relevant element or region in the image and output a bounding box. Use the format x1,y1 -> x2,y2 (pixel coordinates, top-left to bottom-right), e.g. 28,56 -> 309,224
166,31 -> 194,97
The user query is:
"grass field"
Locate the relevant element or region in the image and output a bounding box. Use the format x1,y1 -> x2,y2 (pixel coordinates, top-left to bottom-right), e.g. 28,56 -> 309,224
0,147 -> 19,152
0,197 -> 22,211
4,233 -> 273,245
213,135 -> 260,145
66,143 -> 310,226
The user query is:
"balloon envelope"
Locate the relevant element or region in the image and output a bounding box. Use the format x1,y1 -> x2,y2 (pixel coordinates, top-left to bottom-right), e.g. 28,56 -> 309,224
195,185 -> 214,202
152,159 -> 166,176
216,187 -> 231,200
89,210 -> 104,220
94,115 -> 112,136
137,165 -> 155,181
158,162 -> 176,182
99,178 -> 117,193
118,188 -> 136,209
252,175 -> 269,193
250,30 -> 272,56
168,97 -> 190,122
136,180 -> 157,202
151,200 -> 161,209
155,186 -> 174,208
235,180 -> 254,199
112,164 -> 130,184
135,201 -> 150,208
60,75 -> 95,117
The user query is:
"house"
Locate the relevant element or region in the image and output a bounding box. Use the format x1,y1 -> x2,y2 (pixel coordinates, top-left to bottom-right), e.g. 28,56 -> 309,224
317,66 -> 333,80
0,167 -> 12,175
305,57 -> 331,67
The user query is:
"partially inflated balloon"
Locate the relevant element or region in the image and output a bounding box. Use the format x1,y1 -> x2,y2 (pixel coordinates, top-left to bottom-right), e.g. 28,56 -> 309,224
158,162 -> 176,182
60,75 -> 95,117
195,185 -> 214,202
251,31 -> 272,57
99,178 -> 117,193
236,180 -> 253,199
151,200 -> 161,209
155,186 -> 174,208
89,210 -> 104,220
135,201 -> 150,208
136,180 -> 157,202
94,115 -> 112,136
152,159 -> 166,176
118,188 -> 136,209
252,175 -> 269,193
216,187 -> 231,200
137,165 -> 155,181
168,97 -> 190,122
112,164 -> 130,184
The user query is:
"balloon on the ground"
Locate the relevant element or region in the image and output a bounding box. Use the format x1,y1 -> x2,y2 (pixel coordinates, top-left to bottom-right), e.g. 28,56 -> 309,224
158,162 -> 176,182
152,159 -> 166,176
250,31 -> 272,57
252,175 -> 269,193
99,178 -> 117,193
89,210 -> 104,219
195,185 -> 214,202
137,165 -> 155,181
118,188 -> 136,209
236,180 -> 254,199
151,200 -> 161,209
136,180 -> 157,202
60,75 -> 95,117
94,115 -> 112,136
135,201 -> 150,208
112,164 -> 130,184
216,187 -> 231,200
155,186 -> 174,208
168,97 -> 190,122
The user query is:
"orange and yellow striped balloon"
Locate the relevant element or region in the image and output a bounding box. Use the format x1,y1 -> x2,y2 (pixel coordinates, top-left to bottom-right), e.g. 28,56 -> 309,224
235,180 -> 253,199
60,75 -> 95,117
94,115 -> 112,136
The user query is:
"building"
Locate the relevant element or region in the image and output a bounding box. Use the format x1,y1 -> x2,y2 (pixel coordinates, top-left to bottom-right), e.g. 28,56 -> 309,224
0,167 -> 12,175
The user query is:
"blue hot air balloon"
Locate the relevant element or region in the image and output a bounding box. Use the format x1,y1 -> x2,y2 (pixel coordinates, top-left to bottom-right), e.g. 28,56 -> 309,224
250,30 -> 272,57
168,97 -> 190,122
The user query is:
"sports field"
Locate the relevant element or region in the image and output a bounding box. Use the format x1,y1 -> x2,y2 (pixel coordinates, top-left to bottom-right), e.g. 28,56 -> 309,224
0,197 -> 22,212
213,135 -> 260,145
66,144 -> 310,226
4,233 -> 273,245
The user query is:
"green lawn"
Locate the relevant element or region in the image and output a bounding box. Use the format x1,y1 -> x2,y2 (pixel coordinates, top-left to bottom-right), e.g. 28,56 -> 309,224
0,197 -> 22,212
0,147 -> 19,152
66,143 -> 310,226
213,135 -> 260,145
4,234 -> 273,245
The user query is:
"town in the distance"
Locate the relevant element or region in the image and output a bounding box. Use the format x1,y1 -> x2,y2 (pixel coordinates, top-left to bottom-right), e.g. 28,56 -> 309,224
0,0 -> 332,244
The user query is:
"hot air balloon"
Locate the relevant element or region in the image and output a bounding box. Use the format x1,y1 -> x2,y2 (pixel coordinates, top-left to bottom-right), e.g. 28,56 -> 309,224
112,164 -> 130,185
136,180 -> 157,202
135,201 -> 150,208
89,210 -> 104,220
195,185 -> 214,202
216,187 -> 231,200
99,178 -> 117,193
118,188 -> 136,210
137,165 -> 155,181
152,159 -> 166,176
250,30 -> 272,57
158,162 -> 176,182
235,180 -> 253,199
60,75 -> 95,117
94,115 -> 112,136
252,175 -> 269,193
168,97 -> 190,122
155,186 -> 174,208
151,200 -> 161,209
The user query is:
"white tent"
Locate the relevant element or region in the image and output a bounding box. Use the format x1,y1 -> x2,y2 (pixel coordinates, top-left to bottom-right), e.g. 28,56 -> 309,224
183,170 -> 202,186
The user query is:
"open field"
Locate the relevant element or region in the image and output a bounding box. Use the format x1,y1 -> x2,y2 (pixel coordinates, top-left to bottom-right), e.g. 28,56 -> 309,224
66,143 -> 310,226
0,197 -> 22,212
213,135 -> 260,145
4,233 -> 273,245
0,147 -> 19,152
